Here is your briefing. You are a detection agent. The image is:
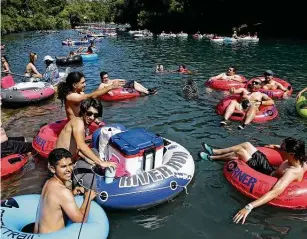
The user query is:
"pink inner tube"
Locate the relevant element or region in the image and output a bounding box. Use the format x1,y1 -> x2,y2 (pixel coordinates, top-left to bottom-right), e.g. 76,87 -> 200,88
21,87 -> 55,100
205,76 -> 247,91
216,94 -> 278,123
224,147 -> 307,209
247,77 -> 293,99
99,88 -> 140,101
32,119 -> 104,158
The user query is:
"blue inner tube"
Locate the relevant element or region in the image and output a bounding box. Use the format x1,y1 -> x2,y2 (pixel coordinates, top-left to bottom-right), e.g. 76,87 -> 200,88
0,194 -> 109,239
81,54 -> 98,62
56,55 -> 83,66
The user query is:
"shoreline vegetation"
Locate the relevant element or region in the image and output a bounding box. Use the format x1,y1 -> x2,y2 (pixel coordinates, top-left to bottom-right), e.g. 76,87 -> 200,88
1,0 -> 307,39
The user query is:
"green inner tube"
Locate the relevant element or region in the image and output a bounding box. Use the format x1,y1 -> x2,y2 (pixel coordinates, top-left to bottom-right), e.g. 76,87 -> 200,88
296,95 -> 307,118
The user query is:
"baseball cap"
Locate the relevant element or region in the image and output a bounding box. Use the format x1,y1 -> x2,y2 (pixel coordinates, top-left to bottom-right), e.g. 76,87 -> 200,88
43,55 -> 54,61
264,70 -> 274,76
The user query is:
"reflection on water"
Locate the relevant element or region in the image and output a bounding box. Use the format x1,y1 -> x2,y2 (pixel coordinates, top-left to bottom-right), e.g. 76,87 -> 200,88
1,31 -> 307,238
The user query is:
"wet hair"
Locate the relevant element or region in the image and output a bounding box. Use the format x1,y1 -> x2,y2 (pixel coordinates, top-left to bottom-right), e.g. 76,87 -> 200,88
29,52 -> 37,64
48,148 -> 72,167
79,99 -> 103,117
57,71 -> 85,105
100,71 -> 108,79
281,137 -> 307,164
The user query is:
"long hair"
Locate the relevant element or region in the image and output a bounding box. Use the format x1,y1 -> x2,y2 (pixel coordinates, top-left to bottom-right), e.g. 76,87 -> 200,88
79,99 -> 103,117
282,137 -> 307,164
29,52 -> 36,64
57,71 -> 84,106
1,55 -> 9,66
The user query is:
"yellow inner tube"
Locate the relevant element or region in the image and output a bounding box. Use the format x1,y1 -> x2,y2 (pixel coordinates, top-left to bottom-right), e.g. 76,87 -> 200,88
296,95 -> 307,118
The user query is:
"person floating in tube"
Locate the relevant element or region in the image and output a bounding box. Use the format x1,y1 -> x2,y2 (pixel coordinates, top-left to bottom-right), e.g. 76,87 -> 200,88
261,70 -> 290,98
198,137 -> 307,224
55,99 -> 117,170
57,71 -> 125,121
99,71 -> 158,96
34,148 -> 97,234
220,79 -> 275,130
211,66 -> 245,83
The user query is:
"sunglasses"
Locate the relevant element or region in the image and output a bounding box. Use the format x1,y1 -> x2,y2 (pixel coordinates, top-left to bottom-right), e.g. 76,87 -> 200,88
86,111 -> 99,118
227,69 -> 233,71
252,81 -> 261,85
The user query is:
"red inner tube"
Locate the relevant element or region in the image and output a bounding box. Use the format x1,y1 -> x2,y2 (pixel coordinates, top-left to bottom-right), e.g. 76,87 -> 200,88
99,88 -> 140,101
205,76 -> 247,91
32,119 -> 103,158
216,94 -> 278,123
224,147 -> 307,209
1,154 -> 29,178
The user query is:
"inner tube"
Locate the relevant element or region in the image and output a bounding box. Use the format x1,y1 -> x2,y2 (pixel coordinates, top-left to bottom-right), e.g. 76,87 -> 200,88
73,129 -> 195,210
296,95 -> 307,118
32,119 -> 104,158
205,76 -> 247,91
0,194 -> 109,239
56,55 -> 83,66
99,88 -> 140,101
1,154 -> 29,178
81,53 -> 98,62
216,95 -> 278,123
61,40 -> 89,45
1,76 -> 55,106
247,77 -> 293,99
224,147 -> 307,209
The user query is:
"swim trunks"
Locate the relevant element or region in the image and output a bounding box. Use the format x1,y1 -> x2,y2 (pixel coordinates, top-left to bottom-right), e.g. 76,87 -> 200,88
247,150 -> 275,175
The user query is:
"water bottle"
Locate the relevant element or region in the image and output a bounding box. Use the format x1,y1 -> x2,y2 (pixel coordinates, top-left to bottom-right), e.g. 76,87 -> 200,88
105,167 -> 115,184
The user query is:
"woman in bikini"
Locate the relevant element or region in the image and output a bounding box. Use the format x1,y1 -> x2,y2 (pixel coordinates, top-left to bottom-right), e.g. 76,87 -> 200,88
25,52 -> 43,79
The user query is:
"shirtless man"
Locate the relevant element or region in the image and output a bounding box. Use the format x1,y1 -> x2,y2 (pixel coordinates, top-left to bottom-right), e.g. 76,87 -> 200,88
199,137 -> 307,224
221,78 -> 274,129
211,66 -> 245,83
55,99 -> 117,169
34,148 -> 96,234
57,71 -> 125,120
262,70 -> 289,97
98,71 -> 157,96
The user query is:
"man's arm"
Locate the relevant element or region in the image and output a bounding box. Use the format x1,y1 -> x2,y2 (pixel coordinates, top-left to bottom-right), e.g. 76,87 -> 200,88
72,120 -> 117,169
233,170 -> 297,224
260,94 -> 274,106
231,75 -> 246,83
275,82 -> 287,91
229,87 -> 246,94
60,189 -> 96,223
212,73 -> 224,80
296,87 -> 307,100
66,83 -> 122,104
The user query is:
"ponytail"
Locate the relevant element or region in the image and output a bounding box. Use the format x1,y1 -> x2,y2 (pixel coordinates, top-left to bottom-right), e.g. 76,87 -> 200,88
57,81 -> 70,106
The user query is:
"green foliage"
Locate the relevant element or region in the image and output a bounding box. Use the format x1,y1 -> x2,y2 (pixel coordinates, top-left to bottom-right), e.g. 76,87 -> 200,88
1,0 -> 110,35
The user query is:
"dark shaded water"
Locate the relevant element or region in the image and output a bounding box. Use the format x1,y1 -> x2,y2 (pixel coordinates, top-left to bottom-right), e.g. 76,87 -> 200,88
1,31 -> 307,238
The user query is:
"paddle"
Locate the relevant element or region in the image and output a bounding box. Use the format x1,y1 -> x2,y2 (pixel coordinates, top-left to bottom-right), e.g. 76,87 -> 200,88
1,71 -> 31,78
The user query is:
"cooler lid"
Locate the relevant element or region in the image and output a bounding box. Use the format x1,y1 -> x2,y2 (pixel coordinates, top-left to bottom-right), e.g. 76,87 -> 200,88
109,128 -> 164,155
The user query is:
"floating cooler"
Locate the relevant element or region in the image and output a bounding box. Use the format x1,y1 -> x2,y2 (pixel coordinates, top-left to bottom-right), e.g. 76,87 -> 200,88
108,128 -> 164,175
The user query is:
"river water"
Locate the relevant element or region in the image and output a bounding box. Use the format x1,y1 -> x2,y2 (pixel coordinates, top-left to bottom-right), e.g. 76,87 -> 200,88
1,31 -> 307,238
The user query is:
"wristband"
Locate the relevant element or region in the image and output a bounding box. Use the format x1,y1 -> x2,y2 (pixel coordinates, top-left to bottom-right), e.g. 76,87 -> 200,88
244,203 -> 253,212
